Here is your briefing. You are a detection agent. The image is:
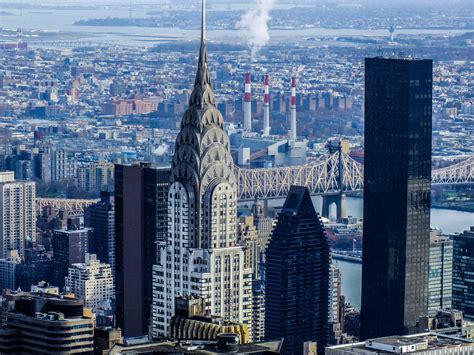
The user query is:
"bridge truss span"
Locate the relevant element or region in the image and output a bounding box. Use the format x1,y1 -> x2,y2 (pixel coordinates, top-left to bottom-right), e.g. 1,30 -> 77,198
432,156 -> 474,185
236,153 -> 473,201
236,152 -> 363,200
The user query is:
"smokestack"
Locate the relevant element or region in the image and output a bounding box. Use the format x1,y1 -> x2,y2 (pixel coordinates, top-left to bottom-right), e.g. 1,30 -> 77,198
263,74 -> 270,136
16,28 -> 22,50
244,72 -> 252,132
289,77 -> 297,142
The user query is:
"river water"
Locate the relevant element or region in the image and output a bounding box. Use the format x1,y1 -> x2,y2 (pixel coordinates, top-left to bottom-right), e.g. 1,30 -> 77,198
264,196 -> 473,310
333,197 -> 473,309
0,8 -> 469,47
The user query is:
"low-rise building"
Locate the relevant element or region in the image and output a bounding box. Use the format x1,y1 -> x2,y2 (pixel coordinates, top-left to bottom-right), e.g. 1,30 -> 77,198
325,332 -> 474,354
0,291 -> 94,353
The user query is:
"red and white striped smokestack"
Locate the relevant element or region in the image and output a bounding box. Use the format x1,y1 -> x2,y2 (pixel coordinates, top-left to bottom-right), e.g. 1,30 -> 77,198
244,72 -> 252,132
263,74 -> 270,136
289,77 -> 297,142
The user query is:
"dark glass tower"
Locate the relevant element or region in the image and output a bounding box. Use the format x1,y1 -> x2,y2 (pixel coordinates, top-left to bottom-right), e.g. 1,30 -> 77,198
452,227 -> 474,319
85,191 -> 115,272
114,163 -> 170,337
265,186 -> 329,355
361,57 -> 432,339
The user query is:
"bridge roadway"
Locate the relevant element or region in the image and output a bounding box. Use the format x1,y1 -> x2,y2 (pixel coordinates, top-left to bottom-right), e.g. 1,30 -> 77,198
236,153 -> 474,201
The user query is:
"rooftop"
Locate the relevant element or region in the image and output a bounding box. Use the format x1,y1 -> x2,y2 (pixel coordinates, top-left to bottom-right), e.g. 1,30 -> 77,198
326,333 -> 474,354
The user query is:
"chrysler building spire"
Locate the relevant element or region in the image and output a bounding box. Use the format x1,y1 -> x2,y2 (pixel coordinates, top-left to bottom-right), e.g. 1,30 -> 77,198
190,0 -> 215,108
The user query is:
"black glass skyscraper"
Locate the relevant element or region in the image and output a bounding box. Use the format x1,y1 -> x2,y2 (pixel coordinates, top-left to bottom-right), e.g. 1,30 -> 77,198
265,186 -> 329,355
361,57 -> 432,339
114,163 -> 170,337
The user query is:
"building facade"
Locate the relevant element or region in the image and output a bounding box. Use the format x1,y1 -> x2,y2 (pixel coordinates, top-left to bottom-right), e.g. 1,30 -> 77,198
265,186 -> 330,354
0,291 -> 94,353
65,253 -> 114,312
361,57 -> 432,339
0,251 -> 20,292
85,191 -> 115,275
428,231 -> 453,315
151,5 -> 252,338
0,172 -> 36,259
114,163 -> 170,337
52,216 -> 91,289
453,226 -> 474,319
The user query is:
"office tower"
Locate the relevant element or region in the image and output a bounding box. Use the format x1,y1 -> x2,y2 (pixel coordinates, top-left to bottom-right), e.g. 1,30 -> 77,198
52,216 -> 92,289
265,186 -> 330,354
151,1 -> 252,339
0,291 -> 94,353
453,226 -> 474,319
16,245 -> 54,291
0,251 -> 20,291
0,171 -> 36,259
76,161 -> 113,192
51,148 -> 73,181
238,215 -> 260,278
34,151 -> 51,182
114,162 -> 170,337
85,191 -> 115,274
65,254 -> 114,312
252,278 -> 265,342
428,231 -> 453,315
329,265 -> 345,344
251,199 -> 274,251
361,57 -> 432,339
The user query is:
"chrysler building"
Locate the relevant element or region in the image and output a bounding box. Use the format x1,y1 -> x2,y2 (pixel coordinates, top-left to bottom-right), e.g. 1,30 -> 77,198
151,0 -> 252,337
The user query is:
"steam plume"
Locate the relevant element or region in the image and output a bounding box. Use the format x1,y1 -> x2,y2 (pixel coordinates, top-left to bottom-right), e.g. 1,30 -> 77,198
236,0 -> 275,60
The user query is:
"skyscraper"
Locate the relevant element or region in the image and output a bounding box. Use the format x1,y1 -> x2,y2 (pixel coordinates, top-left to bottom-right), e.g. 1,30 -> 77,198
452,226 -> 474,319
428,231 -> 453,315
52,216 -> 92,289
85,191 -> 115,274
0,172 -> 36,259
265,186 -> 330,354
151,1 -> 252,338
361,57 -> 432,339
114,162 -> 170,337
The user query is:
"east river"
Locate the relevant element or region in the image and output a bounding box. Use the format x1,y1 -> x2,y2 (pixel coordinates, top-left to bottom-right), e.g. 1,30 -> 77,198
331,197 -> 473,310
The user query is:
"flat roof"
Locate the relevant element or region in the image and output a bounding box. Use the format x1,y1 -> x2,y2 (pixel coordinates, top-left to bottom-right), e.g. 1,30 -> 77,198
327,333 -> 474,353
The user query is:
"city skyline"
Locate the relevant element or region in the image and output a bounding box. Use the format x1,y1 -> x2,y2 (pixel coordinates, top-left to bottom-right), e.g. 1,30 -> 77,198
0,0 -> 473,353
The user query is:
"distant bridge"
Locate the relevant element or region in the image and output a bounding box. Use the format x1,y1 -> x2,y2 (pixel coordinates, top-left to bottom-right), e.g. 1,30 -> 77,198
235,153 -> 474,201
36,198 -> 100,215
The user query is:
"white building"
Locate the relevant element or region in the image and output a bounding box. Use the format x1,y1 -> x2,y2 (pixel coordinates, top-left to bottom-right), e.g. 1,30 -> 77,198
65,254 -> 114,312
0,172 -> 36,259
151,1 -> 253,338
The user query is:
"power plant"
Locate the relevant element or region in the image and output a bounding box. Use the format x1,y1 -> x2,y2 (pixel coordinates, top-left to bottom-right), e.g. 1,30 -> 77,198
229,71 -> 307,168
243,72 -> 252,132
263,74 -> 271,136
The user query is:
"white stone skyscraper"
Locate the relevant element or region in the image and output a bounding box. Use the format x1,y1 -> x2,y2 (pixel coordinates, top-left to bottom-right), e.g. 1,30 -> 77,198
0,172 -> 36,259
65,254 -> 114,312
152,0 -> 252,338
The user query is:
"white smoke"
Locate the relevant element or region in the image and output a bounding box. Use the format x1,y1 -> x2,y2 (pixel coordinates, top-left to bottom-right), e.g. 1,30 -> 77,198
236,0 -> 275,61
153,143 -> 169,156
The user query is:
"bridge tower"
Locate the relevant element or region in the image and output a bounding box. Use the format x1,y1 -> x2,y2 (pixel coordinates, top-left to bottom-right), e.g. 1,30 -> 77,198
321,140 -> 348,220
